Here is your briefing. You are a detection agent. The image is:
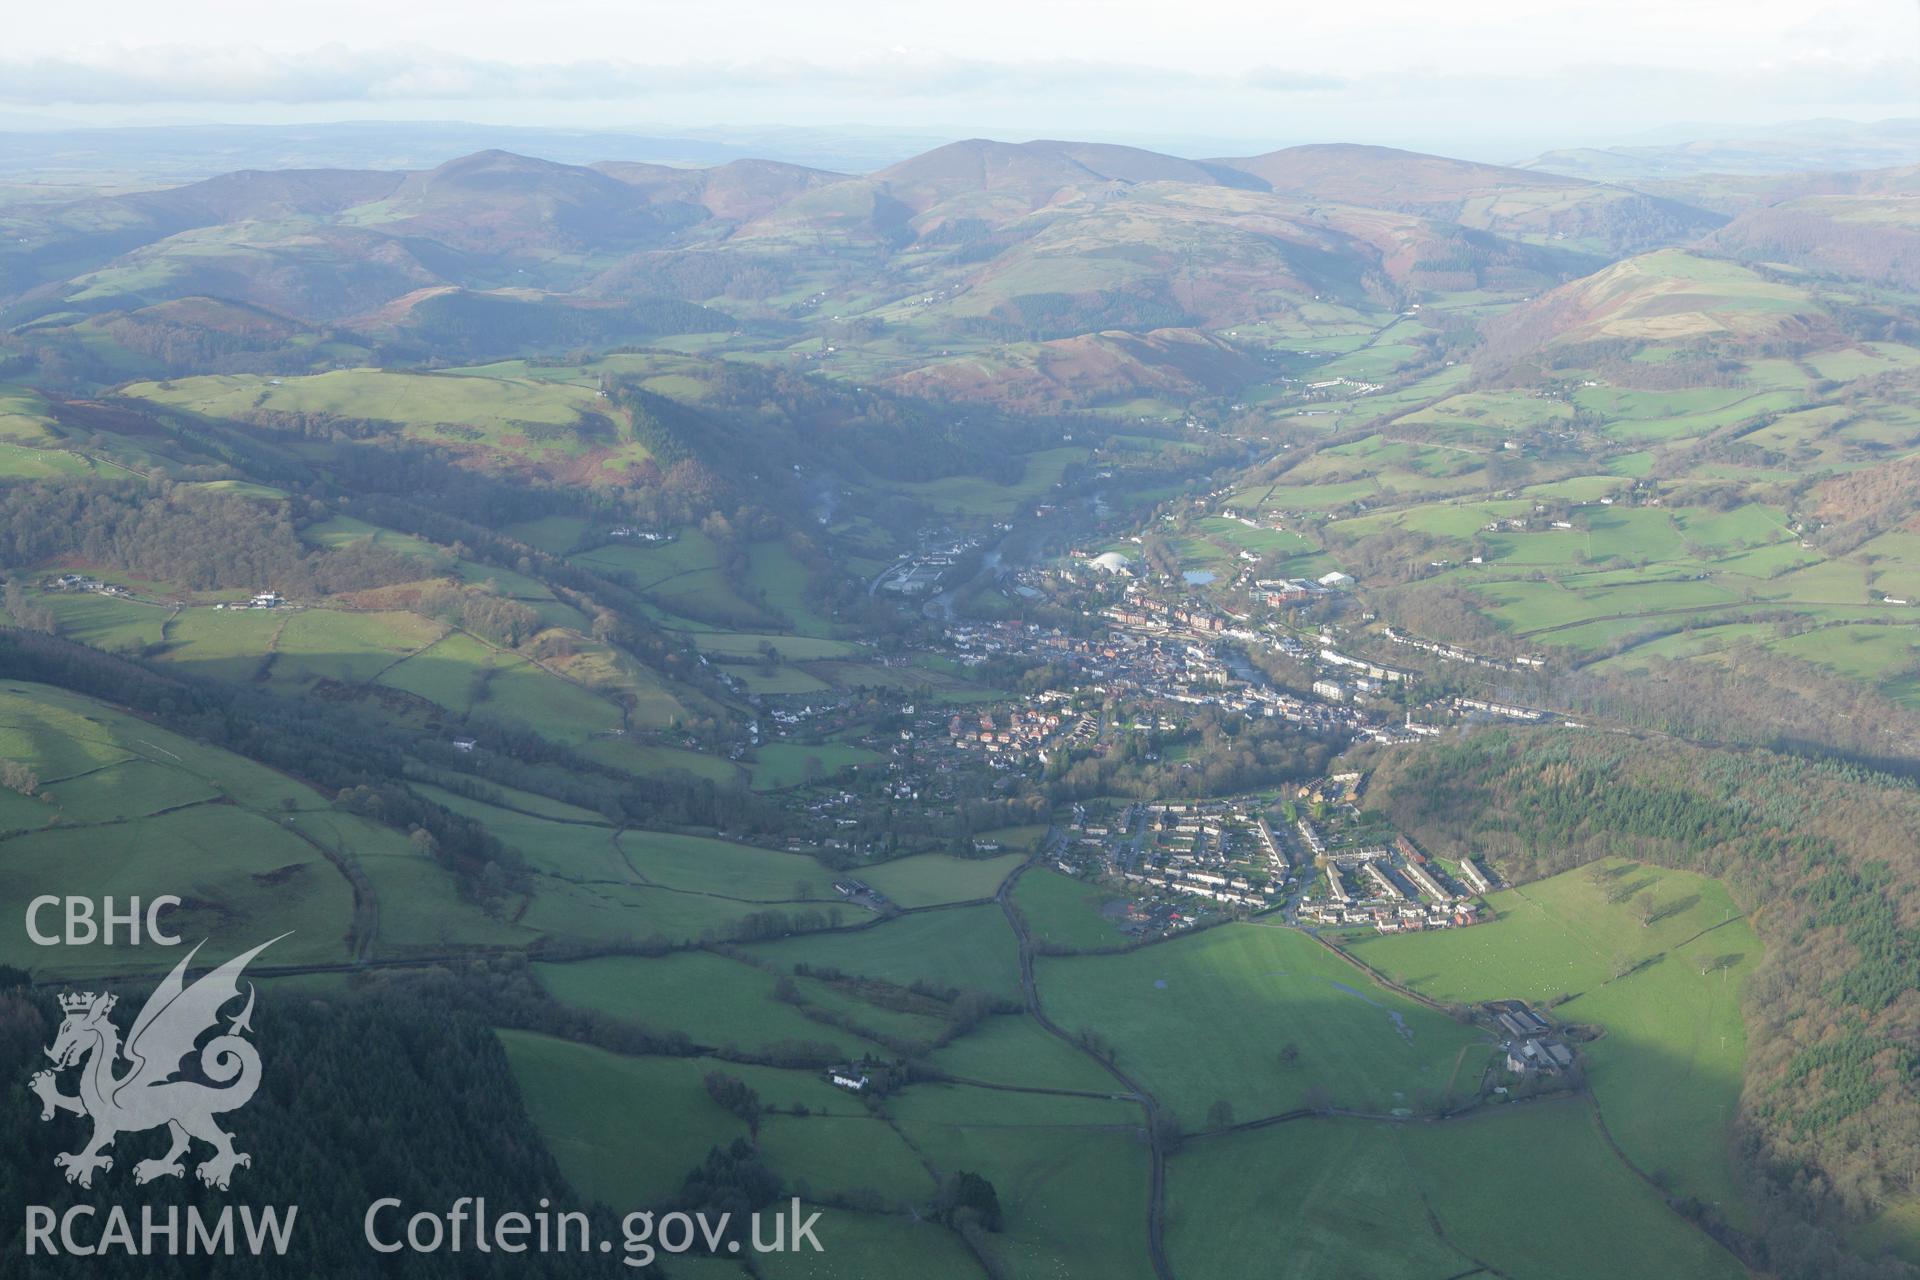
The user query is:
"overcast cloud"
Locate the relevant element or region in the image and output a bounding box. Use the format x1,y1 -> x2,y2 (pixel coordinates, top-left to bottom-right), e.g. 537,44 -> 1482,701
2,1 -> 1915,150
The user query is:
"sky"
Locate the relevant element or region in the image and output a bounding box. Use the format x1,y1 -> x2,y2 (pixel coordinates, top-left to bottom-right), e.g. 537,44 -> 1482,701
2,1 -> 1917,157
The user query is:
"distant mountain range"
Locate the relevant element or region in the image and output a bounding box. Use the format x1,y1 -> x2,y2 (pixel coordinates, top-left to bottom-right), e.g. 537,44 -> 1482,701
0,120 -> 961,183
4,115 -> 1920,187
2,129 -> 1916,408
1521,116 -> 1920,180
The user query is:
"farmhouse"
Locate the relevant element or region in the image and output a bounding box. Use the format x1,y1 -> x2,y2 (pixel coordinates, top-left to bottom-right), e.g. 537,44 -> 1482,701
1489,1001 -> 1553,1040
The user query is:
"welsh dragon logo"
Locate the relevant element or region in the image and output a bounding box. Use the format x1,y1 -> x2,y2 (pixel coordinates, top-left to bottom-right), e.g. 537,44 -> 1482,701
29,936 -> 282,1190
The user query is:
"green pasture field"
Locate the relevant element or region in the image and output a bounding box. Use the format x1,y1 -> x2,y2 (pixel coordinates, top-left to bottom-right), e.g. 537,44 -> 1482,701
1770,623 -> 1920,685
410,773 -> 605,822
1169,532 -> 1239,572
1283,446 -> 1474,497
973,823 -> 1048,852
539,639 -> 689,730
922,1013 -> 1119,1091
1858,529 -> 1920,595
1193,516 -> 1317,559
1168,1101 -> 1744,1280
1574,507 -> 1690,561
472,656 -> 624,743
1259,476 -> 1383,513
29,592 -> 170,652
1165,1119 -> 1464,1279
513,876 -> 777,948
1352,860 -> 1755,1223
0,440 -> 93,479
1325,436 -> 1480,479
756,1115 -> 937,1208
0,384 -> 61,443
374,629 -> 510,714
1011,868 -> 1131,951
747,742 -> 884,790
1587,621 -> 1777,670
1708,539 -> 1819,578
500,1031 -> 877,1206
744,905 -> 1023,1002
1614,389 -> 1810,442
152,607 -> 282,681
299,514 -> 446,565
574,527 -> 719,586
691,632 -> 863,660
288,805 -> 532,951
1672,503 -> 1794,554
1347,860 -> 1743,1004
0,803 -> 355,977
1330,497 -> 1528,542
0,679 -> 315,813
886,1083 -> 1153,1280
747,541 -> 835,637
858,852 -> 1023,907
1471,576 -> 1737,639
34,756 -> 219,823
1739,404 -> 1854,456
1763,555 -> 1873,605
502,515 -> 589,555
1517,474 -> 1631,503
1037,924 -> 1486,1124
498,1032 -> 748,1206
805,658 -> 991,699
412,784 -> 625,879
1475,528 -> 1586,566
125,370 -> 646,477
1313,342 -> 1426,383
732,665 -> 833,696
1804,342 -> 1920,381
534,953 -> 874,1058
1395,388 -> 1572,435
265,608 -> 443,688
1400,1100 -> 1746,1280
648,572 -> 772,630
572,529 -> 774,628
791,974 -> 953,1048
381,626 -> 668,740
577,738 -> 743,786
890,446 -> 1088,518
1565,925 -> 1757,1227
618,828 -> 839,901
1540,611 -> 1742,654
1571,382 -> 1764,425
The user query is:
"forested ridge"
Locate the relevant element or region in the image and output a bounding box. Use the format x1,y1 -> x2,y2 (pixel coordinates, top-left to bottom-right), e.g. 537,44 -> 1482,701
0,977 -> 616,1277
1366,726 -> 1920,1277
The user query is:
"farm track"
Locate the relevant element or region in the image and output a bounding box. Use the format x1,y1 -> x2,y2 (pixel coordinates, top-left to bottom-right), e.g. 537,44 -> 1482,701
1515,596 -> 1867,641
361,622 -> 450,687
32,885 -> 1002,987
1584,1094 -> 1760,1273
1318,921 -> 1759,1275
998,845 -> 1175,1280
